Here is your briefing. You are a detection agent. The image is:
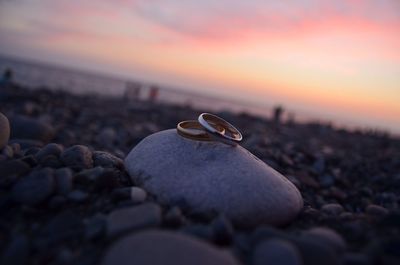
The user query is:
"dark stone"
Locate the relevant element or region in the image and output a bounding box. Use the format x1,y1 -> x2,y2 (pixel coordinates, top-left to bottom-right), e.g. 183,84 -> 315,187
8,139 -> 44,149
366,204 -> 389,217
164,206 -> 185,228
342,253 -> 370,265
106,203 -> 162,237
38,154 -> 63,168
60,145 -> 93,170
9,115 -> 54,142
11,168 -> 55,205
35,143 -> 64,162
111,187 -> 132,202
180,224 -> 213,241
0,234 -> 30,265
211,215 -> 234,245
252,239 -> 302,265
67,190 -> 89,203
0,159 -> 30,178
292,236 -> 340,265
55,168 -> 74,195
102,230 -> 240,265
85,214 -> 106,241
93,151 -> 124,169
304,227 -> 347,253
36,210 -> 83,248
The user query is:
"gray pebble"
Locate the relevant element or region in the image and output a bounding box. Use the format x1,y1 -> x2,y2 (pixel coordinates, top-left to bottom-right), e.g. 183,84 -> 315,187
130,187 -> 147,203
55,168 -> 74,195
107,202 -> 161,237
11,168 -> 55,205
252,238 -> 302,265
304,227 -> 347,252
93,151 -> 124,169
0,112 -> 10,149
60,145 -> 93,170
102,230 -> 240,265
164,206 -> 185,227
35,143 -> 63,162
321,203 -> 344,216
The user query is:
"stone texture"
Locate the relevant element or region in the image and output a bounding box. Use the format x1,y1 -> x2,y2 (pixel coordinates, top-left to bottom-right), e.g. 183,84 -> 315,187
0,112 -> 10,149
9,115 -> 54,142
60,145 -> 93,170
252,239 -> 303,265
124,129 -> 303,227
102,230 -> 240,265
106,202 -> 162,237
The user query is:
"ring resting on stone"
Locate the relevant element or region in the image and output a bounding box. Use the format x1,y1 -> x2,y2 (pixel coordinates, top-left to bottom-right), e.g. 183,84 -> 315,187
198,113 -> 243,146
176,120 -> 225,141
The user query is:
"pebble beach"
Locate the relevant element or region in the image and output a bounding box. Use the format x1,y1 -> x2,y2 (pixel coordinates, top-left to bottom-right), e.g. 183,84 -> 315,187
1,84 -> 400,265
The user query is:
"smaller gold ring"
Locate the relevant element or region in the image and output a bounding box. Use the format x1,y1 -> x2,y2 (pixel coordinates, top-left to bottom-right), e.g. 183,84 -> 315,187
177,120 -> 225,141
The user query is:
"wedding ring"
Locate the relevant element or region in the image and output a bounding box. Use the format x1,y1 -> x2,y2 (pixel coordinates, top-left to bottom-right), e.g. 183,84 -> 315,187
198,113 -> 243,146
177,120 -> 225,141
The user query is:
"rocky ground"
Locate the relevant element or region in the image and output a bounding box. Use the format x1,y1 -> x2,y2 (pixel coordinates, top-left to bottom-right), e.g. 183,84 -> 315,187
0,85 -> 399,265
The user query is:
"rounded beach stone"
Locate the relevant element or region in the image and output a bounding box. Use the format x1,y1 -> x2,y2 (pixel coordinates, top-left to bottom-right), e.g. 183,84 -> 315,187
252,238 -> 302,265
60,145 -> 93,170
102,230 -> 240,265
9,115 -> 54,142
124,129 -> 303,227
0,112 -> 10,149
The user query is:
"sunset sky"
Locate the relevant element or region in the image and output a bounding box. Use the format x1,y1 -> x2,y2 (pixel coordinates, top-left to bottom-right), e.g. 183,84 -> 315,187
0,0 -> 399,132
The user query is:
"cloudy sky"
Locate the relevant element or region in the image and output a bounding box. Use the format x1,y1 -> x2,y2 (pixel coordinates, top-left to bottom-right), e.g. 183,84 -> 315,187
1,0 -> 399,132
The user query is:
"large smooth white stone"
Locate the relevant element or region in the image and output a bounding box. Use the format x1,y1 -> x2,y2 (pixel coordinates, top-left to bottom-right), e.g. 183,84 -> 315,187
124,129 -> 303,227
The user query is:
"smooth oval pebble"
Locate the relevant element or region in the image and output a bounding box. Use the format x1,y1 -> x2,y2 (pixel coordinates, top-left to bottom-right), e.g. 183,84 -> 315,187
124,129 -> 303,227
304,227 -> 346,252
102,230 -> 240,265
9,115 -> 54,142
60,145 -> 93,170
0,112 -> 10,149
252,238 -> 303,265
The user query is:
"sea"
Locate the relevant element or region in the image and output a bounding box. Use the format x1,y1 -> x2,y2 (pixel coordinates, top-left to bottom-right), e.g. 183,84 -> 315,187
0,55 -> 276,119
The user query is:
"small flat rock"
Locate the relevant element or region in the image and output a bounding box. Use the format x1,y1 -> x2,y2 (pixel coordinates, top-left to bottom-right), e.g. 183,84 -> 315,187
0,112 -> 10,149
93,151 -> 124,169
102,230 -> 240,265
60,145 -> 93,170
321,204 -> 344,216
11,168 -> 55,205
304,227 -> 346,252
366,204 -> 389,217
35,143 -> 64,162
252,239 -> 302,265
124,129 -> 303,227
106,202 -> 162,237
9,115 -> 54,142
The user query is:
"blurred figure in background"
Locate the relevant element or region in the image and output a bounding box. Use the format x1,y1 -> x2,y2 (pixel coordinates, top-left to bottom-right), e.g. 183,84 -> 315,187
124,81 -> 141,101
273,105 -> 284,126
1,68 -> 14,87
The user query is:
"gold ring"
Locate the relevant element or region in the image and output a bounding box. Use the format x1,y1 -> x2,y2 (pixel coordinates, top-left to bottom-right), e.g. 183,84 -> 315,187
177,120 -> 225,141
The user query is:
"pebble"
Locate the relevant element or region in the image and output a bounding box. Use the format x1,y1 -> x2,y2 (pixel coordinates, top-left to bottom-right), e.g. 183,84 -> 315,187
9,115 -> 54,142
11,168 -> 55,205
0,159 -> 31,178
181,224 -> 213,241
292,236 -> 340,265
35,143 -> 64,162
164,206 -> 185,227
130,186 -> 147,203
304,227 -> 347,252
252,238 -> 302,265
67,190 -> 89,203
93,151 -> 124,169
366,204 -> 389,217
0,112 -> 10,149
102,230 -> 240,265
106,202 -> 162,237
55,167 -> 74,195
1,145 -> 13,158
321,203 -> 344,216
85,214 -> 106,240
60,145 -> 93,170
96,127 -> 117,148
211,215 -> 234,245
124,129 -> 303,227
0,234 -> 30,265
